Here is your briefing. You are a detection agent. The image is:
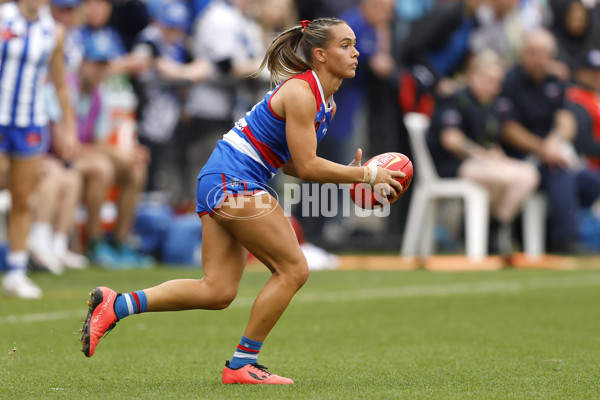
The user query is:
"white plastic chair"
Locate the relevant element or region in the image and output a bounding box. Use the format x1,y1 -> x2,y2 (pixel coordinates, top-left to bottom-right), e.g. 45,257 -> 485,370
521,192 -> 547,258
400,112 -> 490,260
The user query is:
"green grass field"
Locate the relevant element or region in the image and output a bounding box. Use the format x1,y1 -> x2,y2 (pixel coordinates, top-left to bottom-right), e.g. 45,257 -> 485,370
1,266 -> 599,399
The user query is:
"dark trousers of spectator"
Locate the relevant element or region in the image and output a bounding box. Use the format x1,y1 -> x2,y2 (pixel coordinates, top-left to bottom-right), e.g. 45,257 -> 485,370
175,117 -> 232,202
540,165 -> 600,252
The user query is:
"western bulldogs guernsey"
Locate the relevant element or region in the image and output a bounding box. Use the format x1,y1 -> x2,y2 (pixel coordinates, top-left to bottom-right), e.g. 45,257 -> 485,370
199,70 -> 333,184
0,2 -> 56,128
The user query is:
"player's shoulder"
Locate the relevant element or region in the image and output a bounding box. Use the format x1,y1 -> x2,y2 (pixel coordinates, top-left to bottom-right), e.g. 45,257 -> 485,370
277,76 -> 314,102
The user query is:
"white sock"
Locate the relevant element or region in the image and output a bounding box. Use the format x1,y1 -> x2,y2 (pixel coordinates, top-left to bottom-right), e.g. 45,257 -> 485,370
30,222 -> 53,247
6,250 -> 28,275
53,233 -> 69,257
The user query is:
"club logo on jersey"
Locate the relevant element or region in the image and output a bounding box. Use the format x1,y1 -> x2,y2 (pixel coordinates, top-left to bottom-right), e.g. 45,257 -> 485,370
314,115 -> 326,132
0,28 -> 19,41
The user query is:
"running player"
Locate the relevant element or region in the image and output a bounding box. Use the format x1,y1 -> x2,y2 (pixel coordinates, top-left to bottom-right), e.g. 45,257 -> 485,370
80,18 -> 404,384
0,0 -> 77,298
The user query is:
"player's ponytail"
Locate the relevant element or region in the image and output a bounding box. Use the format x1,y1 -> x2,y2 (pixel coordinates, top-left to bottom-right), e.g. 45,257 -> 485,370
257,17 -> 346,84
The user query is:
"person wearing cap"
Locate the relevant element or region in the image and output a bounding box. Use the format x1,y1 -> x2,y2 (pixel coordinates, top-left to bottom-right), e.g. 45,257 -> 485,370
566,48 -> 600,170
67,31 -> 152,269
130,0 -> 211,193
80,0 -> 149,76
499,28 -> 600,253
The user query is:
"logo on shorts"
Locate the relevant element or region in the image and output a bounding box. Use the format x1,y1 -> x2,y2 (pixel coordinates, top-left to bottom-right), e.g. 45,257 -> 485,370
206,178 -> 279,220
26,131 -> 41,146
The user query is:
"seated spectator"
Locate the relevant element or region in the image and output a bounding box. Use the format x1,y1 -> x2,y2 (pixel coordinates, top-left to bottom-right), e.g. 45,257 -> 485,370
427,50 -> 540,254
68,31 -> 153,269
549,0 -> 596,81
28,153 -> 87,274
399,0 -> 483,111
498,28 -> 600,253
566,48 -> 600,170
28,0 -> 89,274
469,0 -> 522,63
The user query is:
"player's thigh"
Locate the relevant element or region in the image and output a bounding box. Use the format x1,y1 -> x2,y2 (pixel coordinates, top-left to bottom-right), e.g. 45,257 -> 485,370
9,156 -> 43,198
200,214 -> 247,291
214,194 -> 307,277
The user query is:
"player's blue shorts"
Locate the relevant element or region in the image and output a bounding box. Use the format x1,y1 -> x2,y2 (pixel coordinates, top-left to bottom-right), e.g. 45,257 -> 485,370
0,124 -> 49,157
196,173 -> 269,217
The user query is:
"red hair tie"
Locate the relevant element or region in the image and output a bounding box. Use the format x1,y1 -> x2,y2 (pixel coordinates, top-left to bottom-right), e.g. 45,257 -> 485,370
300,20 -> 310,33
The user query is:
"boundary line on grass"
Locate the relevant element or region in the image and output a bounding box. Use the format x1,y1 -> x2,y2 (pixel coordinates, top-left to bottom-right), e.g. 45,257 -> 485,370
2,274 -> 600,325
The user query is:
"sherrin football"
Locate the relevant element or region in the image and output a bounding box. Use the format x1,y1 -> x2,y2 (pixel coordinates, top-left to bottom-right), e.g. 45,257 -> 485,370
350,152 -> 413,209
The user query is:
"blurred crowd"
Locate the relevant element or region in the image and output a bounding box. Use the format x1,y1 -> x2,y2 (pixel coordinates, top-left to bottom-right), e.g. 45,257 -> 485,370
2,0 -> 600,291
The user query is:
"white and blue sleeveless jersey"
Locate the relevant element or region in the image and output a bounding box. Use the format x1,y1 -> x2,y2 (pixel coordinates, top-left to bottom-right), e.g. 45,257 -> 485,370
0,2 -> 57,128
199,70 -> 333,183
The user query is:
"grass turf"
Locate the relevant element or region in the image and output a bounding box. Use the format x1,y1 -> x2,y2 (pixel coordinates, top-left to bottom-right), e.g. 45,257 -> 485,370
0,266 -> 599,399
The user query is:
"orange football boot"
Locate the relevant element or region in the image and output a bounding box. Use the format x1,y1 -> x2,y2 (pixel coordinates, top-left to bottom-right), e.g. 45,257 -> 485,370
80,286 -> 119,357
222,361 -> 294,385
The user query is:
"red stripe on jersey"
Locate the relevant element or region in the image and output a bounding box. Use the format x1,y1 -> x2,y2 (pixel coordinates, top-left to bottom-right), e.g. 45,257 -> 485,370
221,174 -> 227,193
131,292 -> 141,313
267,83 -> 286,121
290,70 -> 322,112
241,126 -> 284,169
237,344 -> 260,353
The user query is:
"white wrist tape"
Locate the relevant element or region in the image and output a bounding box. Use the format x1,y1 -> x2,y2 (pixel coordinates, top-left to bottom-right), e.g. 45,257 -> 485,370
368,166 -> 377,186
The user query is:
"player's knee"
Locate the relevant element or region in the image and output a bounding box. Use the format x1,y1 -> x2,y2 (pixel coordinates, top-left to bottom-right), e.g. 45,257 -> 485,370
281,262 -> 310,291
211,288 -> 238,310
10,192 -> 30,213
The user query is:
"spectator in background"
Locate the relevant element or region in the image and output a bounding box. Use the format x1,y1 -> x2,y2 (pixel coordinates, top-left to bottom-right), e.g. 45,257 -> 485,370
469,0 -> 522,63
550,0 -> 597,81
566,48 -> 600,170
257,0 -> 297,51
0,0 -> 77,298
80,0 -> 149,76
67,31 -> 153,269
110,0 -> 150,51
399,0 -> 483,105
49,0 -> 84,74
302,0 -> 395,241
394,0 -> 434,50
28,151 -> 87,274
498,28 -> 600,253
427,50 -> 540,254
179,0 -> 264,201
131,1 -> 195,193
28,0 -> 89,274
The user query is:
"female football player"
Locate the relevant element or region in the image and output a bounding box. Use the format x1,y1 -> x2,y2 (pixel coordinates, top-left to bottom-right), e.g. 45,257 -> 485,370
0,0 -> 77,298
81,18 -> 404,384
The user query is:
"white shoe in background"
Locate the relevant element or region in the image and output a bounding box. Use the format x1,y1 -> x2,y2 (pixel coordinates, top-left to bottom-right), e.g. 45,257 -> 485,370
57,250 -> 89,270
2,273 -> 42,299
300,242 -> 339,271
28,240 -> 64,275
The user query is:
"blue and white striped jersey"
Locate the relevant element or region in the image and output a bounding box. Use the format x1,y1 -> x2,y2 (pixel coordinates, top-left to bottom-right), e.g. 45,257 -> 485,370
0,2 -> 57,128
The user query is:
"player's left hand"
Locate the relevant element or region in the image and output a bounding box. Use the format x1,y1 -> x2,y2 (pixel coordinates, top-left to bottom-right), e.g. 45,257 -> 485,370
348,148 -> 362,167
